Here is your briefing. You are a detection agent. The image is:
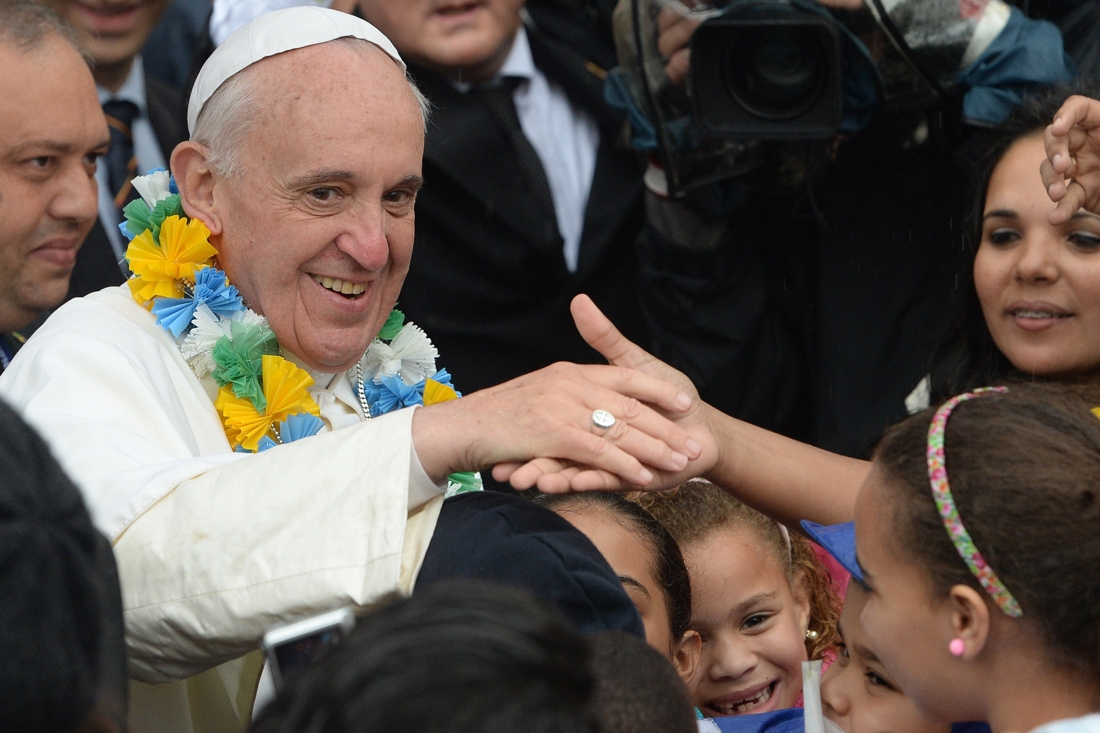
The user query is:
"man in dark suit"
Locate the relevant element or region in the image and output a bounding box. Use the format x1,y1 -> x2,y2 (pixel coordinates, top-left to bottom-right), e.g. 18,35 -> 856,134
37,0 -> 188,300
357,0 -> 647,395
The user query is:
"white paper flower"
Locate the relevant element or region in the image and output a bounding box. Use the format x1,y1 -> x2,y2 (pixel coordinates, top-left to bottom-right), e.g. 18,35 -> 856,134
360,322 -> 438,385
180,304 -> 232,377
132,169 -> 173,207
237,310 -> 269,329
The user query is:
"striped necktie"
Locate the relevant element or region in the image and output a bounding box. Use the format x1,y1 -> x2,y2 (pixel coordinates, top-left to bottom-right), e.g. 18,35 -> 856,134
102,99 -> 141,217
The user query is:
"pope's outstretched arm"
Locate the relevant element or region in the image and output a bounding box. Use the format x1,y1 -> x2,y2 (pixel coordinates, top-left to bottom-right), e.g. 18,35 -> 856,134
499,295 -> 869,529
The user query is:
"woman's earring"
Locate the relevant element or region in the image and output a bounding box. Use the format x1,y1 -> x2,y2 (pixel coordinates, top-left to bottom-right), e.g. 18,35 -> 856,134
806,629 -> 819,641
949,638 -> 965,657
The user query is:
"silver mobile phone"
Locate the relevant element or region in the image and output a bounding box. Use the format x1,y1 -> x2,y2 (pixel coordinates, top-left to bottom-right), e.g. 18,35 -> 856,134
261,607 -> 356,690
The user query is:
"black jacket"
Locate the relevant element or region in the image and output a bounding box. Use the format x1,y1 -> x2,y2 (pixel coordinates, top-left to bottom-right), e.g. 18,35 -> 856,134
398,25 -> 647,394
67,73 -> 188,300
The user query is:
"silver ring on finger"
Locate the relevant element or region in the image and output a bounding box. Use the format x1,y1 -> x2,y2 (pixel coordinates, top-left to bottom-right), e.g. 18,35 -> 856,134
591,409 -> 616,433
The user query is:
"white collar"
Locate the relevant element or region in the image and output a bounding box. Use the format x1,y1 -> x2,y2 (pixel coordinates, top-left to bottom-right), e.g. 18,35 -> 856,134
452,26 -> 534,92
497,25 -> 535,81
97,56 -> 148,116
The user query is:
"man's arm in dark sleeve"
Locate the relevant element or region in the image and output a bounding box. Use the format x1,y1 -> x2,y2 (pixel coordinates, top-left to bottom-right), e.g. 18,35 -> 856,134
637,190 -> 813,440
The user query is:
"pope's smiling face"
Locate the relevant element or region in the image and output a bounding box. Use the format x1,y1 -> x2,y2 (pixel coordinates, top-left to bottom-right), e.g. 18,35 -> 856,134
199,42 -> 425,373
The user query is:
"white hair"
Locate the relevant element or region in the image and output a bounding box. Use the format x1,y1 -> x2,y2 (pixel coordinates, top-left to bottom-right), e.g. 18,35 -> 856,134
191,36 -> 431,178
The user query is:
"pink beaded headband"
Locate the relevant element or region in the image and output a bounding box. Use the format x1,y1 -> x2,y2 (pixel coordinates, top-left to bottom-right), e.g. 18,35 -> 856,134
926,387 -> 1023,618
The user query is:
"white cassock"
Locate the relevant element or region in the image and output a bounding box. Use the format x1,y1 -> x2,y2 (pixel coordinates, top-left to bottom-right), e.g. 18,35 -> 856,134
0,285 -> 445,732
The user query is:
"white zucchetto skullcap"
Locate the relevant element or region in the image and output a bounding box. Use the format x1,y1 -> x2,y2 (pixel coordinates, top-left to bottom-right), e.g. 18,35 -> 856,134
187,6 -> 405,134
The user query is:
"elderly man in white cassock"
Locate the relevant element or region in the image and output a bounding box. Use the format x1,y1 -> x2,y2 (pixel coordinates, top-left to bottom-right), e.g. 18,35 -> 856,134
0,6 -> 712,731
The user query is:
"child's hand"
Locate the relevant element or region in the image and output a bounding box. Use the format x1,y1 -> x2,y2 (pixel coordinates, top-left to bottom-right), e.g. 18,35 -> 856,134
1042,95 -> 1100,225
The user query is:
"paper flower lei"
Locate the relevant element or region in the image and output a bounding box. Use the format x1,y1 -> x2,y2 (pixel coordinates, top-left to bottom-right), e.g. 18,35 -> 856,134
120,170 -> 480,494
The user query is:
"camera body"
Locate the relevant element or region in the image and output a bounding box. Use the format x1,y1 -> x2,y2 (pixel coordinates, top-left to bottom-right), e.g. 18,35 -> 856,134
689,0 -> 845,140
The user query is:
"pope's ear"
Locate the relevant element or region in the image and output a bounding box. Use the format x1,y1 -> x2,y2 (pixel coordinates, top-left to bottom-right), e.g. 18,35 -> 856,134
170,141 -> 223,235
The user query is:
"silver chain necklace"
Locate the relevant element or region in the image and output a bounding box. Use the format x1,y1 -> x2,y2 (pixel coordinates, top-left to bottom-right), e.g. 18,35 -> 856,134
354,361 -> 372,419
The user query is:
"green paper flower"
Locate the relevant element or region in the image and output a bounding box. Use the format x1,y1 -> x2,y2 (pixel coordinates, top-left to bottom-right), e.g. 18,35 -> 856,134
378,308 -> 405,341
211,320 -> 278,411
122,194 -> 183,242
447,471 -> 482,494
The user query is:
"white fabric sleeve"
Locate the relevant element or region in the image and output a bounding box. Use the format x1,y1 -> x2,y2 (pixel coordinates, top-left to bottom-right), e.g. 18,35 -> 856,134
0,289 -> 427,683
115,411 -> 415,683
408,436 -> 447,510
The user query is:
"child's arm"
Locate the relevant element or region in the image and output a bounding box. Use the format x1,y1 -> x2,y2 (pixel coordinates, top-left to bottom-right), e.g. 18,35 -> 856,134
500,295 -> 869,528
1042,95 -> 1100,225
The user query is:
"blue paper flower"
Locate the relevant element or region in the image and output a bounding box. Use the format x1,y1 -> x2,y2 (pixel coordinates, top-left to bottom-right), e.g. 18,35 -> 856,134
278,413 -> 324,444
413,368 -> 462,398
151,267 -> 244,337
256,435 -> 279,452
364,375 -> 424,416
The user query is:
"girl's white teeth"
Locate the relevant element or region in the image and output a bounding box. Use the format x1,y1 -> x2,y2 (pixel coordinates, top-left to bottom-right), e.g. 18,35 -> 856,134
312,274 -> 366,296
713,683 -> 774,715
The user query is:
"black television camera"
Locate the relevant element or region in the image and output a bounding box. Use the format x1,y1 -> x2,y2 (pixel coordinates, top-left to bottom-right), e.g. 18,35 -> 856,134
609,0 -> 1016,197
689,1 -> 845,139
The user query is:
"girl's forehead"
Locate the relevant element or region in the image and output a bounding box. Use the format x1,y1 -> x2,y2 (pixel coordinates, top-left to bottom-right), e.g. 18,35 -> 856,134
687,527 -> 793,602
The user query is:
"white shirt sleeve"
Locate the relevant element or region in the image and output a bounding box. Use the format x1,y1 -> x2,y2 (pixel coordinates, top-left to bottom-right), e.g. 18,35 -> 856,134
0,287 -> 428,683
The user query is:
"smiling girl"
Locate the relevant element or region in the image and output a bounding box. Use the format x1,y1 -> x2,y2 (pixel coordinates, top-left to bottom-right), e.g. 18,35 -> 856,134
635,480 -> 840,718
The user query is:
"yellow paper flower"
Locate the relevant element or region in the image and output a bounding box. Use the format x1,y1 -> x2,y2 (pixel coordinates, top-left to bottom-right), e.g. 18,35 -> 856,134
126,216 -> 217,306
423,378 -> 458,406
215,354 -> 320,451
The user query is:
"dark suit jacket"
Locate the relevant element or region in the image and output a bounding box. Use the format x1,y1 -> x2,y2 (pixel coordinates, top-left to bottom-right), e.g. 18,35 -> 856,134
399,25 -> 647,394
67,73 -> 189,300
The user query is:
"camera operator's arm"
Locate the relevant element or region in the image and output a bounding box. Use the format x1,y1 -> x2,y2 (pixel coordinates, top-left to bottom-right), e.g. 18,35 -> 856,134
636,189 -> 812,438
1042,95 -> 1100,224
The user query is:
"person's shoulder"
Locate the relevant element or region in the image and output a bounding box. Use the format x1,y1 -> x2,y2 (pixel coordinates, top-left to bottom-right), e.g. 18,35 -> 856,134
40,285 -> 159,335
13,285 -> 175,364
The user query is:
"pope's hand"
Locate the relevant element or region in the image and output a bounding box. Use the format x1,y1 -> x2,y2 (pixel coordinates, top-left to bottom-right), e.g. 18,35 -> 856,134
410,354 -> 703,488
1042,95 -> 1100,225
493,295 -> 720,493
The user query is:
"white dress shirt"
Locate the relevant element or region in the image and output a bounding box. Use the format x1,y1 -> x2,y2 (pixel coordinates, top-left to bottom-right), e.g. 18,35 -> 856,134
460,28 -> 601,273
96,57 -> 167,268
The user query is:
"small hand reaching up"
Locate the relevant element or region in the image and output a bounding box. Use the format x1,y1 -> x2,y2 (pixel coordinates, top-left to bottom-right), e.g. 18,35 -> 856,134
1041,94 -> 1100,224
493,294 -> 720,493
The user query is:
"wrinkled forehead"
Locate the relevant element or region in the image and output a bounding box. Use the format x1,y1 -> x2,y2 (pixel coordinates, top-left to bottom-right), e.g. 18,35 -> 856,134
232,44 -> 424,181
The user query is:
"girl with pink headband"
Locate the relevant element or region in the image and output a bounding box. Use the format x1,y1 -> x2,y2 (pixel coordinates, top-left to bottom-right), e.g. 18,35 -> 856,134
852,384 -> 1100,733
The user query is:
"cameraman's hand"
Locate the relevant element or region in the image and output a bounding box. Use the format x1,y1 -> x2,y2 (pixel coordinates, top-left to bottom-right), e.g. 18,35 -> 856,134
1042,95 -> 1100,225
658,0 -> 864,87
657,4 -> 701,87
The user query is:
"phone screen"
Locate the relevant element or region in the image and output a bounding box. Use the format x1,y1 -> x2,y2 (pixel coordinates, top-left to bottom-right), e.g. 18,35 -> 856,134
272,626 -> 348,683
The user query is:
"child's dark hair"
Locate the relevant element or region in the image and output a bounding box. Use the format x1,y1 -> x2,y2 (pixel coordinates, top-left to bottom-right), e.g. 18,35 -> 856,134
588,631 -> 697,733
930,81 -> 1100,400
874,384 -> 1100,677
252,580 -> 599,733
535,492 -> 693,649
632,480 -> 841,660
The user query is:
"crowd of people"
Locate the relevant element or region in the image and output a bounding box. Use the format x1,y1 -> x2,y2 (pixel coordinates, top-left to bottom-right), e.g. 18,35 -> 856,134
2,0 -> 1100,731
